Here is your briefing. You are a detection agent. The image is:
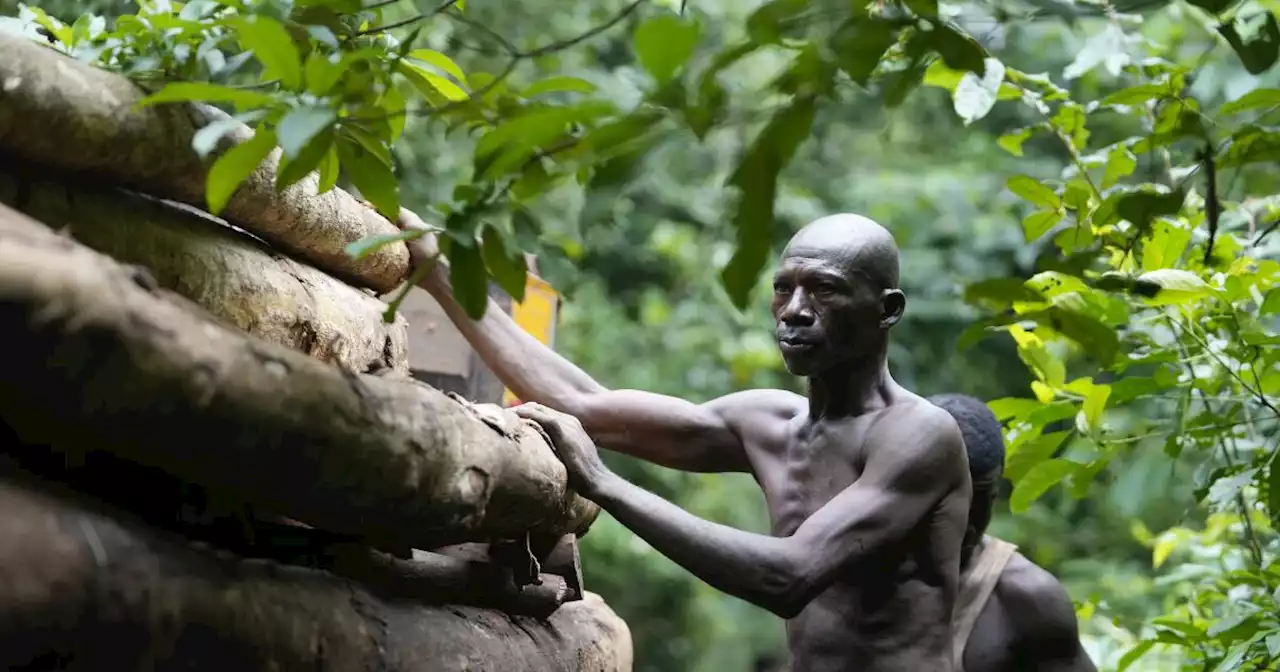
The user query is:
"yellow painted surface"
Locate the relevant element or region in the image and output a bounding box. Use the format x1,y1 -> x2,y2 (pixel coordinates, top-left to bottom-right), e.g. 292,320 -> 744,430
503,273 -> 560,406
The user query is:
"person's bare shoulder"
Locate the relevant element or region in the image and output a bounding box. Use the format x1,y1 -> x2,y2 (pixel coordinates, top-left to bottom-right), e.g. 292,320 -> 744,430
870,397 -> 968,472
707,388 -> 806,446
997,553 -> 1083,650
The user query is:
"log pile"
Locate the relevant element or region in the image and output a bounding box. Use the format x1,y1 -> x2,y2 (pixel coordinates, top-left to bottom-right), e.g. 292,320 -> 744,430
0,32 -> 630,672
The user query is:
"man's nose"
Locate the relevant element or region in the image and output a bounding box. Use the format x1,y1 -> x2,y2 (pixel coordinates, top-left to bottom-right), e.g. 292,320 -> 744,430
779,293 -> 815,326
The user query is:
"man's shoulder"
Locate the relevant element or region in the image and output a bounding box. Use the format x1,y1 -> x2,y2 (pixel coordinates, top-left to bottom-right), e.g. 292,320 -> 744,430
995,552 -> 1079,640
707,388 -> 806,421
869,397 -> 967,456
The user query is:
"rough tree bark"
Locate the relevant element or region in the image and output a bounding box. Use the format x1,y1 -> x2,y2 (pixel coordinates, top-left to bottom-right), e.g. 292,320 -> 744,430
0,33 -> 410,293
0,167 -> 409,376
0,201 -> 598,549
0,469 -> 632,672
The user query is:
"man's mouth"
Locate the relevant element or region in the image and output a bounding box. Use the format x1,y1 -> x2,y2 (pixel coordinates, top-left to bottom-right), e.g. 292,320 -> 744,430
778,335 -> 818,350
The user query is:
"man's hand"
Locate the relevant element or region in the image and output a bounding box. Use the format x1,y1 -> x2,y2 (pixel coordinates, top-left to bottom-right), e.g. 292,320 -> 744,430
513,402 -> 609,497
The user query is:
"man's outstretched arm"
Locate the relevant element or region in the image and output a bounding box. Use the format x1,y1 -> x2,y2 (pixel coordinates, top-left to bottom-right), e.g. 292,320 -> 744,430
517,404 -> 968,618
398,210 -> 762,473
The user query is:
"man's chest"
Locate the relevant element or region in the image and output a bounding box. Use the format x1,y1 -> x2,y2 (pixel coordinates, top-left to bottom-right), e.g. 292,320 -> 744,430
960,599 -> 1019,672
753,423 -> 871,536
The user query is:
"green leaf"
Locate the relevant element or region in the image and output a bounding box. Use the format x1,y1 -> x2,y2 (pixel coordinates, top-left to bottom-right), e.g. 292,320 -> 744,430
1116,189 -> 1185,230
192,111 -> 267,159
337,138 -> 398,221
277,106 -> 336,159
447,238 -> 489,320
1053,223 -> 1094,254
1006,431 -> 1069,482
929,24 -> 986,74
721,96 -> 817,309
1100,84 -> 1166,106
399,61 -> 470,102
1141,219 -> 1192,272
1101,146 -> 1137,189
1080,383 -> 1110,434
745,0 -> 807,45
1116,641 -> 1154,672
905,0 -> 938,16
235,15 -> 302,90
346,228 -> 426,261
136,82 -> 276,109
1220,15 -> 1280,75
316,144 -> 339,194
205,128 -> 276,217
276,128 -> 333,192
304,51 -> 344,95
524,76 -> 597,97
963,278 -> 1046,305
1220,88 -> 1280,115
407,49 -> 468,86
1220,126 -> 1280,168
1261,288 -> 1280,314
1136,269 -> 1211,305
1186,0 -> 1235,13
998,128 -> 1032,157
831,18 -> 898,86
1027,306 -> 1119,364
953,58 -> 1005,125
1011,458 -> 1076,513
481,225 -> 528,302
1007,175 -> 1061,209
634,14 -> 701,85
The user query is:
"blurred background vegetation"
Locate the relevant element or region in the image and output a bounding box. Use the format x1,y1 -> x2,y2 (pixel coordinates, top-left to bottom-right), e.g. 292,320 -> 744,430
6,0 -> 1280,669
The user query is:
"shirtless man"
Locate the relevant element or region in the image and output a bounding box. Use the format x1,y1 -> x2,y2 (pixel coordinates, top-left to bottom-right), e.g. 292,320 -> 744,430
927,393 -> 1096,672
402,212 -> 972,672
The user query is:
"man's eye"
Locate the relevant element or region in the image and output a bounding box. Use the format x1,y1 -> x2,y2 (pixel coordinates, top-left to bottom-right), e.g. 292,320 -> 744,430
773,283 -> 791,293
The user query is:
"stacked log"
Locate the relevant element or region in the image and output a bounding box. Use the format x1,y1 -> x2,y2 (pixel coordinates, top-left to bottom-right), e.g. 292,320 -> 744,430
0,32 -> 630,671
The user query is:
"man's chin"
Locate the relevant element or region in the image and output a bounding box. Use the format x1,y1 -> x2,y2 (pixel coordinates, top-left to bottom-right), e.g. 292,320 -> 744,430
781,356 -> 817,377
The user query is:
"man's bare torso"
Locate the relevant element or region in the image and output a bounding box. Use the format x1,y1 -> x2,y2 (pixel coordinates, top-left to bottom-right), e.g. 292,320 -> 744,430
726,389 -> 971,672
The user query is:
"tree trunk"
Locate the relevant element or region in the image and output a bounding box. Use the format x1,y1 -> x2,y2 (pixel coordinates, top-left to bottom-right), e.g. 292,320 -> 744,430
0,468 -> 632,672
0,166 -> 409,376
0,33 -> 409,293
0,201 -> 598,549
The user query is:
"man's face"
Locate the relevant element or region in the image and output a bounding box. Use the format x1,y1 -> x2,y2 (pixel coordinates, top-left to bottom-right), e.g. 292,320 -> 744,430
770,254 -> 884,377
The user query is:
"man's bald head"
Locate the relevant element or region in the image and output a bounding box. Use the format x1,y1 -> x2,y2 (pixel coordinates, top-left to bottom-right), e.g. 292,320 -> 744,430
782,214 -> 900,291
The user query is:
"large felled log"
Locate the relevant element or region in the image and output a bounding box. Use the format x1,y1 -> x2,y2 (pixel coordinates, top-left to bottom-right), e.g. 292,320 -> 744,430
0,33 -> 409,292
0,469 -> 632,672
0,166 -> 409,375
0,201 -> 598,548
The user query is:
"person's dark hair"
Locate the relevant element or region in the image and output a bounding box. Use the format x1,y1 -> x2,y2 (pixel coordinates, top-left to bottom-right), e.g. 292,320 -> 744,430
927,393 -> 1004,478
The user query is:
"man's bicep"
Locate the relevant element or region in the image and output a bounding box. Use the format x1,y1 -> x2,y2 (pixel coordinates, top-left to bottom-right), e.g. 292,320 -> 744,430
579,389 -> 772,472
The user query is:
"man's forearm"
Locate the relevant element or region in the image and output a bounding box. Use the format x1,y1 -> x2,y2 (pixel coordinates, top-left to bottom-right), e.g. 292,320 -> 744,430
591,470 -> 805,617
417,265 -> 604,408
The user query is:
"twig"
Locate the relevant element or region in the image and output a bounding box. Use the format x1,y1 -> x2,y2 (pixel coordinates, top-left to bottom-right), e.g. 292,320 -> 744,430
355,0 -> 460,36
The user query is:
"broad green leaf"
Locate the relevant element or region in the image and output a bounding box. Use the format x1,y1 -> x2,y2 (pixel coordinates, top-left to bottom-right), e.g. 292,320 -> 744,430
1116,189 -> 1185,230
1053,224 -> 1094,254
634,14 -> 702,85
1007,175 -> 1061,209
963,278 -> 1046,305
346,228 -> 426,261
1080,383 -> 1111,434
1219,126 -> 1280,168
316,144 -> 339,194
481,225 -> 528,302
832,18 -> 898,86
136,82 -> 276,109
1186,0 -> 1235,13
235,15 -> 302,90
407,49 -> 468,86
1011,458 -> 1076,512
929,24 -> 986,74
998,128 -> 1032,157
1220,88 -> 1280,115
277,105 -> 335,159
1220,15 -> 1280,75
304,51 -> 344,95
1027,305 -> 1119,364
337,137 -> 398,221
1152,535 -> 1177,569
1262,288 -> 1280,314
447,238 -> 489,320
1006,431 -> 1069,482
399,62 -> 470,103
276,128 -> 333,192
987,397 -> 1042,421
1101,146 -> 1137,189
1141,220 -> 1192,272
523,76 -> 597,97
721,96 -> 817,308
953,58 -> 1005,125
382,86 -> 407,144
745,0 -> 807,45
1136,269 -> 1211,305
206,127 -> 277,215
1100,84 -> 1166,106
192,110 -> 266,158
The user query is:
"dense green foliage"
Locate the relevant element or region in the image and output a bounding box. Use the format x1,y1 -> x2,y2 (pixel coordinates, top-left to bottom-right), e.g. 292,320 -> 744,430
5,0 -> 1280,669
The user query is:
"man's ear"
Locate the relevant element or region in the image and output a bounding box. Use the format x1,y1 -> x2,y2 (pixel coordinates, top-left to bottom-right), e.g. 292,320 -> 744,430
880,289 -> 905,328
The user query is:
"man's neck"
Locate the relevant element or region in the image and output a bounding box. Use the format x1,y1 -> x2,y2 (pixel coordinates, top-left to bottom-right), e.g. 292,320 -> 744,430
806,347 -> 894,419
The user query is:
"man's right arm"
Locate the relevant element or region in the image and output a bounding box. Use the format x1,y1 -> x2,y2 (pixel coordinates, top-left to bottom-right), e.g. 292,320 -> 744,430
417,264 -> 769,473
